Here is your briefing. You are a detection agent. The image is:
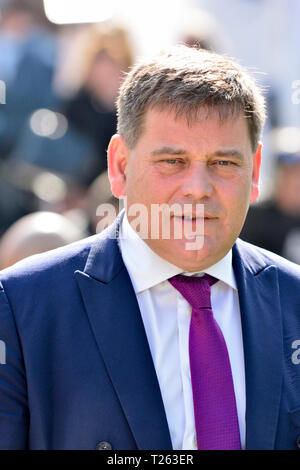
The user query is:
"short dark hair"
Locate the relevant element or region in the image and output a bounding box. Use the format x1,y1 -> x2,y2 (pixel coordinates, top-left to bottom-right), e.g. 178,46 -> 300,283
117,45 -> 266,152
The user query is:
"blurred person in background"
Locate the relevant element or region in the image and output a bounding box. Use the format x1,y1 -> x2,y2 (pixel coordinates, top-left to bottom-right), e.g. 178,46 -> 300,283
0,210 -> 86,269
0,18 -> 133,236
0,0 -> 58,157
61,23 -> 134,178
241,127 -> 300,263
0,0 -> 60,234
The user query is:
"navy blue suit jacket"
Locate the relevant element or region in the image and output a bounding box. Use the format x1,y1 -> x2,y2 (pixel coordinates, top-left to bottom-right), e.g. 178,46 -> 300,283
0,213 -> 300,450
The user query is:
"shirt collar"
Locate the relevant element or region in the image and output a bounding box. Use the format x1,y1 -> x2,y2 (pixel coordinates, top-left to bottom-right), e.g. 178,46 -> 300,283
118,210 -> 237,294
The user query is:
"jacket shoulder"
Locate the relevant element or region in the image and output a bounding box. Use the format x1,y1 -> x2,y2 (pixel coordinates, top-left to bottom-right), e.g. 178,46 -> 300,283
235,238 -> 300,280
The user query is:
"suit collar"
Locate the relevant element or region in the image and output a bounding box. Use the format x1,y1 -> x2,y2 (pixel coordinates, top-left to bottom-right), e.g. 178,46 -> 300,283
82,211 -> 124,283
233,239 -> 283,449
118,210 -> 182,293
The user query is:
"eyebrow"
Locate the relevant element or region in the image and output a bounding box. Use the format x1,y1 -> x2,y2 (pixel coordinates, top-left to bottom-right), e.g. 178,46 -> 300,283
150,146 -> 187,157
211,149 -> 245,160
150,146 -> 245,160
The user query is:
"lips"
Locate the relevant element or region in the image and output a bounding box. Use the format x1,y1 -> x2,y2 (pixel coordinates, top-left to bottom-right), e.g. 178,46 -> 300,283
169,209 -> 217,219
173,214 -> 217,220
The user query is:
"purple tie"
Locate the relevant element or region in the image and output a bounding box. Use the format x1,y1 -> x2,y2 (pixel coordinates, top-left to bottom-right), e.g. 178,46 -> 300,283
169,274 -> 241,450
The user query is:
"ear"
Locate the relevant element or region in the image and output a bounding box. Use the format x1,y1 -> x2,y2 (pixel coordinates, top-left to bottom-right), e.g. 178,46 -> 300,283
250,143 -> 262,204
107,134 -> 129,198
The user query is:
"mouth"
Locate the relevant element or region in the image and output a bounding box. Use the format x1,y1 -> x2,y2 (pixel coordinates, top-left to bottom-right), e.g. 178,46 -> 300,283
173,214 -> 217,220
171,214 -> 217,233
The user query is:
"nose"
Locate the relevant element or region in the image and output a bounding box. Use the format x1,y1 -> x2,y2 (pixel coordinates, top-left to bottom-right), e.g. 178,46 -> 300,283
181,162 -> 213,200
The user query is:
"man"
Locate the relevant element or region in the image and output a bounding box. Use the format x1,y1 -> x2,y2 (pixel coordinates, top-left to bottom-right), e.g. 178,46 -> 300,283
0,46 -> 300,450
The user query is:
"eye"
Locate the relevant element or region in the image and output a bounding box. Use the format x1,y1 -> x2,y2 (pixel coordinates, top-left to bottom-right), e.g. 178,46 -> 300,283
165,159 -> 180,164
216,160 -> 233,166
157,158 -> 186,173
159,158 -> 185,167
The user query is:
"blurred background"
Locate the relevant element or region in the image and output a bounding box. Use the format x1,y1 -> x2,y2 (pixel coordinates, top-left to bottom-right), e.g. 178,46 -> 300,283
0,0 -> 300,268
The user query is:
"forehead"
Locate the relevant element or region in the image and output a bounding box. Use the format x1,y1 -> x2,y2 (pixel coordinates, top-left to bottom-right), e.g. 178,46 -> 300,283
138,106 -> 252,153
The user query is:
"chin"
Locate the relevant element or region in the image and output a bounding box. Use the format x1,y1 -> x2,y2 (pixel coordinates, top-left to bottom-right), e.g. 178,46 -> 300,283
158,243 -> 211,271
175,254 -> 215,272
171,237 -> 230,271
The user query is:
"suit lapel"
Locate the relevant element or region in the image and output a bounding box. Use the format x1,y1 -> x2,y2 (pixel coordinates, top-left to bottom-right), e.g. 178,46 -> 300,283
233,240 -> 283,449
74,215 -> 172,450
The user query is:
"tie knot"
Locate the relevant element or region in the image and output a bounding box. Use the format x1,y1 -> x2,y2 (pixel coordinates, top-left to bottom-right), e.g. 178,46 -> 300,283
169,273 -> 217,310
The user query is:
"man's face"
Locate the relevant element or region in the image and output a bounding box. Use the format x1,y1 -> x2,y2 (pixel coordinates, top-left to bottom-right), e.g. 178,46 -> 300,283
108,107 -> 261,271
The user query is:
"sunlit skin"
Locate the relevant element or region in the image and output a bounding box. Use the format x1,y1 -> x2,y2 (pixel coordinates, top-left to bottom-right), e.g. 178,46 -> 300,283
108,107 -> 261,272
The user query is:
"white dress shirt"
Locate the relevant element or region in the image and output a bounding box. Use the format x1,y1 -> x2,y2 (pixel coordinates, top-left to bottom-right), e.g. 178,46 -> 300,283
118,212 -> 246,450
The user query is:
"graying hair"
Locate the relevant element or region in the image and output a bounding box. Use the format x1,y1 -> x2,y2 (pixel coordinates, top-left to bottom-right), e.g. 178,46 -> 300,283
117,45 -> 266,152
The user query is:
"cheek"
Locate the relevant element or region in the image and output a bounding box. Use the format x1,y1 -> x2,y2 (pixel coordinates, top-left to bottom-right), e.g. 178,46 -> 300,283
219,178 -> 252,216
126,167 -> 159,205
130,167 -> 172,202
